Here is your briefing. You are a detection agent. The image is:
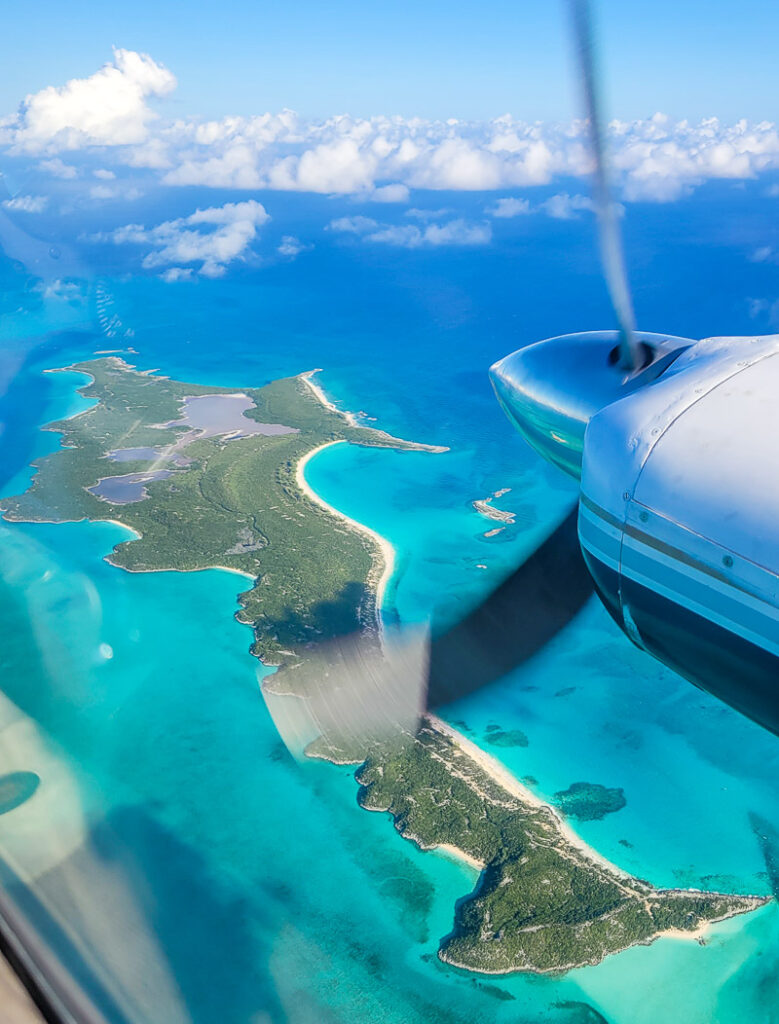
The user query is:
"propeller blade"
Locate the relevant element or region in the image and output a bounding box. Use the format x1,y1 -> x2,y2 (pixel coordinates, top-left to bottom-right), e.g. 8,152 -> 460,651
569,0 -> 641,371
263,507 -> 594,758
427,505 -> 593,706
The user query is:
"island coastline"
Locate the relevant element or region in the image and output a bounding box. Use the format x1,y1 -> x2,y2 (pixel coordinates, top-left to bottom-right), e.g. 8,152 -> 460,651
6,357 -> 770,977
295,438 -> 396,619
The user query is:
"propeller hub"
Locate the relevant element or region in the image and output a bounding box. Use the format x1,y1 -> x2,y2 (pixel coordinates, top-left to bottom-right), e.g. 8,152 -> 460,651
490,330 -> 694,479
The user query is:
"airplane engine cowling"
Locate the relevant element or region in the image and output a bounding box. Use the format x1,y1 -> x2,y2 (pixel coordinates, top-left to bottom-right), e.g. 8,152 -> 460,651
579,334 -> 779,735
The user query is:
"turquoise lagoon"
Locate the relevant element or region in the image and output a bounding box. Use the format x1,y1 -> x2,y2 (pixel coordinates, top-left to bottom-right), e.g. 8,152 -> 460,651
0,185 -> 778,1023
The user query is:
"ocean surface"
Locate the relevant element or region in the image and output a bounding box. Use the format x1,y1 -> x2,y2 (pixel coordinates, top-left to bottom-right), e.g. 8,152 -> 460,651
0,181 -> 777,1023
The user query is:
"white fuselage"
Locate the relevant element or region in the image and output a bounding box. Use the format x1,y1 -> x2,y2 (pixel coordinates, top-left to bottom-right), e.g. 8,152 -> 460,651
579,335 -> 779,730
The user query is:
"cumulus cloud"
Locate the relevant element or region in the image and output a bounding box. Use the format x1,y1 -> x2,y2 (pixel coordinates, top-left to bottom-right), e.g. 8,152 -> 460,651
38,157 -> 78,178
40,278 -> 85,302
2,194 -> 48,213
541,193 -> 594,219
162,144 -> 263,188
405,207 -> 453,220
98,199 -> 269,277
487,197 -> 531,218
371,183 -> 410,203
3,52 -> 779,205
90,184 -> 116,200
88,182 -> 144,202
277,235 -> 310,258
329,214 -> 491,248
159,267 -> 194,283
327,215 -> 378,234
8,48 -> 175,154
268,138 -> 379,193
150,109 -> 779,202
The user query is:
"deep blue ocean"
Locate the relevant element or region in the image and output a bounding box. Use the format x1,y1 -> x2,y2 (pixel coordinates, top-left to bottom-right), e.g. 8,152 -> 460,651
0,180 -> 777,1023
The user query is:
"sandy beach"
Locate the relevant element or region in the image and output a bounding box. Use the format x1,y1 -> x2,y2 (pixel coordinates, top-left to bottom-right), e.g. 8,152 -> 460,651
427,713 -> 769,954
435,843 -> 484,873
429,713 -> 634,881
295,440 -> 396,616
299,368 -> 359,427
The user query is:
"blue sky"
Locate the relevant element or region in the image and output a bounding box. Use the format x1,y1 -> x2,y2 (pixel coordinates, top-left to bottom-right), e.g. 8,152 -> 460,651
2,0 -> 778,123
1,1 -> 777,292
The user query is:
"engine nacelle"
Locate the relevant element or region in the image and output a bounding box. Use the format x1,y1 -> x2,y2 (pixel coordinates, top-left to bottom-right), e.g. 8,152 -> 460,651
579,334 -> 779,734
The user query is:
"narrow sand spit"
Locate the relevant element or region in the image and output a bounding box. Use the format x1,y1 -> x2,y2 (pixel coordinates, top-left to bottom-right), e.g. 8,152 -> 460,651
299,369 -> 359,427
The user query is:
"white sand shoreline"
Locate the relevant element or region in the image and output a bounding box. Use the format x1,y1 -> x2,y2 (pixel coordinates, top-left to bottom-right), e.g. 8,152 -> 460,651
435,843 -> 484,873
427,713 -> 769,951
295,440 -> 396,619
429,713 -> 634,882
299,368 -> 359,427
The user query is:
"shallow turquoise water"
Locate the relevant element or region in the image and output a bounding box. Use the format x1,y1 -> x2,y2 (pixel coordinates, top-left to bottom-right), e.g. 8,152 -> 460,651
0,186 -> 778,1022
304,425 -> 779,1024
2,385 -> 776,1024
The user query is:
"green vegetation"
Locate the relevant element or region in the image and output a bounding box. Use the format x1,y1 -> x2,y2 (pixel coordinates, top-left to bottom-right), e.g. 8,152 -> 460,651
307,718 -> 768,974
554,782 -> 627,822
2,358 -> 440,662
7,357 -> 768,975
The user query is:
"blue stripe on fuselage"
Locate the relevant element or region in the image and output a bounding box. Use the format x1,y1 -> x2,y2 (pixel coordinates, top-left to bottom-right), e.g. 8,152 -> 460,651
584,549 -> 779,736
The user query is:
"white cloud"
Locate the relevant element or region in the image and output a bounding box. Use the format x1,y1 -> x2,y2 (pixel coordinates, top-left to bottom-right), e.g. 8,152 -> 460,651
93,168 -> 116,180
90,184 -> 116,200
365,224 -> 423,247
418,219 -> 491,246
98,199 -> 269,277
329,215 -> 491,249
329,209 -> 489,245
405,207 -> 453,220
487,197 -> 531,218
150,109 -> 779,202
2,194 -> 48,213
159,267 -> 193,282
3,52 -> 779,204
40,278 -> 85,301
162,143 -> 262,188
9,48 -> 175,154
277,235 -> 310,258
750,246 -> 774,263
269,138 -> 379,193
371,183 -> 410,203
88,183 -> 144,202
327,215 -> 378,234
38,157 -> 77,178
541,192 -> 594,219
409,138 -> 503,190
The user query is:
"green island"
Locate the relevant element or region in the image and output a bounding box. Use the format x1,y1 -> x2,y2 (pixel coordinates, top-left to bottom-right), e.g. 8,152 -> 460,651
1,358 -> 443,663
304,715 -> 768,974
4,358 -> 770,975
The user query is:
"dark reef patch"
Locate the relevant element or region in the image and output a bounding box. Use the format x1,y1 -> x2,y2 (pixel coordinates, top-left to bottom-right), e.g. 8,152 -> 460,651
749,812 -> 779,899
484,728 -> 529,748
554,782 -> 626,821
553,1000 -> 611,1024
